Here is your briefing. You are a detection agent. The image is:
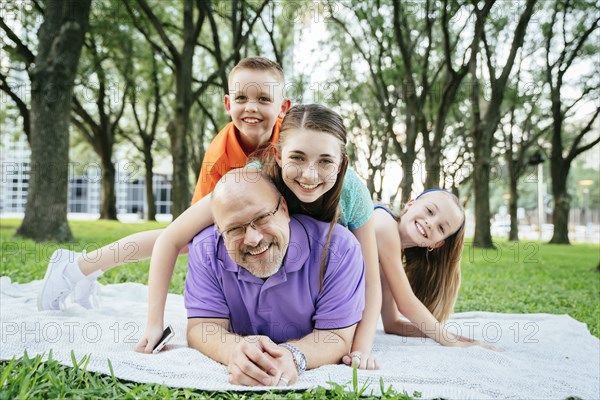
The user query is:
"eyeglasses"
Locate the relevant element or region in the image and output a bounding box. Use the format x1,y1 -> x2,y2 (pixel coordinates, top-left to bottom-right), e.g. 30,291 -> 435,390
221,196 -> 282,241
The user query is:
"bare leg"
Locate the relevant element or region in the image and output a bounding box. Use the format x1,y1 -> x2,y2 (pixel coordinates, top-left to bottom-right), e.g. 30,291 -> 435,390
79,229 -> 164,275
40,229 -> 192,310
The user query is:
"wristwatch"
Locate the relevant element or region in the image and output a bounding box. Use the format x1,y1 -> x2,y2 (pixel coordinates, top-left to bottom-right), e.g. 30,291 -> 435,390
279,343 -> 307,374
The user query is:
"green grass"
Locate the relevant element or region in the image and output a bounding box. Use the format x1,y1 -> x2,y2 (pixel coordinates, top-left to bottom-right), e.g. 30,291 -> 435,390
1,218 -> 598,398
457,239 -> 600,337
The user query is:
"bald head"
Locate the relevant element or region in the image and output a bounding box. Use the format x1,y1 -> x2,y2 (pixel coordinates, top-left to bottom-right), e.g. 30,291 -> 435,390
211,167 -> 280,217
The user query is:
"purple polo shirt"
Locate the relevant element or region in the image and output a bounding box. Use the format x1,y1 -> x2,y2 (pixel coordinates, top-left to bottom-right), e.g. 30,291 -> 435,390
184,215 -> 365,343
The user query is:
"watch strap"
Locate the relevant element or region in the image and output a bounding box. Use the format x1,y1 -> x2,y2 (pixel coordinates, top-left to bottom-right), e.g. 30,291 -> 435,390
278,343 -> 306,374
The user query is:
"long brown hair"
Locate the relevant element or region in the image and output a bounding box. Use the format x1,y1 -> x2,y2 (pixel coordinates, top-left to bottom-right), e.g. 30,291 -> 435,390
401,190 -> 465,322
259,104 -> 349,289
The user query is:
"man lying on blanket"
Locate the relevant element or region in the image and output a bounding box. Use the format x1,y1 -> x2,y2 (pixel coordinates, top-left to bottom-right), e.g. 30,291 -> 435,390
184,168 -> 365,387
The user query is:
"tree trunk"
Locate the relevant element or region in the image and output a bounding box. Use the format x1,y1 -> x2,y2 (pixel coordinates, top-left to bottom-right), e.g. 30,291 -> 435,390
549,163 -> 570,244
100,155 -> 117,220
424,150 -> 441,190
470,0 -> 535,249
508,172 -> 519,241
397,114 -> 418,205
144,146 -> 157,221
400,150 -> 416,205
472,137 -> 494,248
16,0 -> 91,242
168,2 -> 195,218
169,88 -> 191,218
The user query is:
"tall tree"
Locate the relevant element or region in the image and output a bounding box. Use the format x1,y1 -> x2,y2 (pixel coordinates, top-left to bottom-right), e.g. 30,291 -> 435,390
500,63 -> 550,241
16,0 -> 91,242
328,0 -> 415,204
121,53 -> 165,222
392,0 -> 492,191
125,0 -> 268,217
71,24 -> 131,220
543,0 -> 600,244
469,0 -> 536,248
328,0 -> 496,204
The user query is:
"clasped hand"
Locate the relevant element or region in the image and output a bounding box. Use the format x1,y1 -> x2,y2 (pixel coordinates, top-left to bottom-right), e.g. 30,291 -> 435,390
227,335 -> 298,386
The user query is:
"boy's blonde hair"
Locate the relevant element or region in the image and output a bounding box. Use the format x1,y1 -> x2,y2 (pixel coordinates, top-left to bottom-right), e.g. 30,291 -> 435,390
228,57 -> 285,86
400,190 -> 465,322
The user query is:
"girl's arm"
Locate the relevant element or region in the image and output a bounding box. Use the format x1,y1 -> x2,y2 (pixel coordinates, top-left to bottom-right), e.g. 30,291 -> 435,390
135,194 -> 214,353
374,210 -> 490,348
342,216 -> 382,370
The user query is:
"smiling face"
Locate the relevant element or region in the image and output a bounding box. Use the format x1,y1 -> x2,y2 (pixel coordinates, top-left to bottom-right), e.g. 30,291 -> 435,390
224,68 -> 290,154
212,170 -> 290,278
398,191 -> 464,249
275,128 -> 344,204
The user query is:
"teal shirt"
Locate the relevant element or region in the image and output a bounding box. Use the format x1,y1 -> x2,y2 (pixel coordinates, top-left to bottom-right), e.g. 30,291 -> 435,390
246,161 -> 373,231
338,168 -> 373,230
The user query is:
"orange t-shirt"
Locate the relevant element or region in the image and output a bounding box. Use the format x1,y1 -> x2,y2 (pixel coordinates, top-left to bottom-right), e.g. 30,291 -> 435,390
191,118 -> 282,204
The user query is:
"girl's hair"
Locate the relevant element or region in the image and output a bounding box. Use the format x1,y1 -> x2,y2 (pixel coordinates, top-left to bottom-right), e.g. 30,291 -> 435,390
259,104 -> 349,289
401,189 -> 465,322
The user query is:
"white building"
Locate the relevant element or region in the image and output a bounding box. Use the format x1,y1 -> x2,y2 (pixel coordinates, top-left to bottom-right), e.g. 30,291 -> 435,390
1,133 -> 173,220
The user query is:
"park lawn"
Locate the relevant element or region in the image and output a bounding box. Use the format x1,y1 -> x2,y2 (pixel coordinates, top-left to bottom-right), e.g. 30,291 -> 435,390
0,218 -> 598,398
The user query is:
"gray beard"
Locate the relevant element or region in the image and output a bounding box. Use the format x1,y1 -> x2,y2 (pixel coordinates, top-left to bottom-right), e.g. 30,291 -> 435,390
241,243 -> 284,278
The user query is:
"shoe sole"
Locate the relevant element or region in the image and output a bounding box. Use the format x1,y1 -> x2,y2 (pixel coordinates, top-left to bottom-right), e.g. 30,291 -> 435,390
37,249 -> 64,311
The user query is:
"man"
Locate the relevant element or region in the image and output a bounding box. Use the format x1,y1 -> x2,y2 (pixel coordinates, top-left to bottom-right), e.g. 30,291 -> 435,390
184,168 -> 365,387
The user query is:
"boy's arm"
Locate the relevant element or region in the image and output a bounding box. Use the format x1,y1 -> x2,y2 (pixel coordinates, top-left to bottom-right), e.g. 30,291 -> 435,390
135,194 -> 214,353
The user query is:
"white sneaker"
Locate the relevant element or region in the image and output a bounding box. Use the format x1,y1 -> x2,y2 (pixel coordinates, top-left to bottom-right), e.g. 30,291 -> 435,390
38,249 -> 79,311
72,271 -> 102,309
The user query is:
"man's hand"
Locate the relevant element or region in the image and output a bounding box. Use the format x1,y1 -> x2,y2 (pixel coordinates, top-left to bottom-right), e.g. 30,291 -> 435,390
135,324 -> 165,354
226,336 -> 285,386
264,344 -> 300,386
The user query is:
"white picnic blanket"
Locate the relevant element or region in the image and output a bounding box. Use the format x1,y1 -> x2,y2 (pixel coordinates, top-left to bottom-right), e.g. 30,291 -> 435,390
1,277 -> 598,399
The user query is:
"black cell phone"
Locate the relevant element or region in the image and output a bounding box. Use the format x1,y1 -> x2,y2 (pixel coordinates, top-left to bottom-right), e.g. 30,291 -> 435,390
152,325 -> 174,354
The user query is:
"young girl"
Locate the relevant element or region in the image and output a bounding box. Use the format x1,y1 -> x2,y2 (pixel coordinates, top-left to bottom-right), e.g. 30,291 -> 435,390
369,190 -> 494,352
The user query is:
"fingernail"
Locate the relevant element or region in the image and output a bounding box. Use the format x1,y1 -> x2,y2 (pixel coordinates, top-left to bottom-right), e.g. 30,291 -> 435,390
269,369 -> 277,376
263,378 -> 272,386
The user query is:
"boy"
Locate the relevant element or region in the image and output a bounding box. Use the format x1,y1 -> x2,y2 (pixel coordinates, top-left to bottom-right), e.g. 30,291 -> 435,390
39,57 -> 291,311
193,57 -> 291,201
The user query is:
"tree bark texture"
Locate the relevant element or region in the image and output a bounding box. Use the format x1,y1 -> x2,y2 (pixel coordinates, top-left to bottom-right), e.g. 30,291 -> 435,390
16,0 -> 91,242
508,172 -> 519,241
143,148 -> 157,221
100,150 -> 117,220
